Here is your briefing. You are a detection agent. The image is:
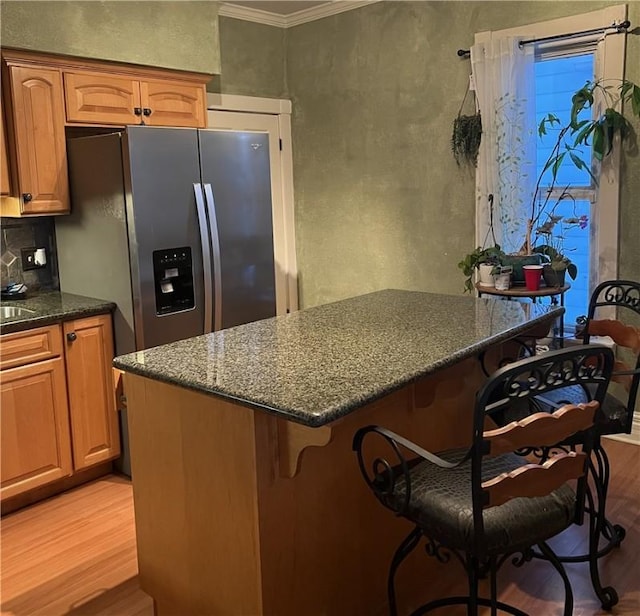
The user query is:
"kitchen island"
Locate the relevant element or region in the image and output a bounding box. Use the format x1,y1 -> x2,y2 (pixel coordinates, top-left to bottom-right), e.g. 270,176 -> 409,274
114,289 -> 562,616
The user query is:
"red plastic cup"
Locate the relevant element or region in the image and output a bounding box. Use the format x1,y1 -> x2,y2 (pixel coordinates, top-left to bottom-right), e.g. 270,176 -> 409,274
523,265 -> 543,291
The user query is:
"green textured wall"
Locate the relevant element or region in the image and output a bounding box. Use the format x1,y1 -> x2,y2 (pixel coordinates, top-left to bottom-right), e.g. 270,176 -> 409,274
1,2 -> 636,308
0,1 -> 220,74
285,1 -> 640,308
214,16 -> 286,96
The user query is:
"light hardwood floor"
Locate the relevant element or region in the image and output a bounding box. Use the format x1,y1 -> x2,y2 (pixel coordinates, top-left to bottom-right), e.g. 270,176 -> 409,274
0,440 -> 638,616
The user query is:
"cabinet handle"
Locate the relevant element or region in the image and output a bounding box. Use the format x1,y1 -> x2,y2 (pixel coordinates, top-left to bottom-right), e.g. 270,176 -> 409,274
134,107 -> 142,116
143,108 -> 152,116
22,193 -> 32,202
66,332 -> 77,342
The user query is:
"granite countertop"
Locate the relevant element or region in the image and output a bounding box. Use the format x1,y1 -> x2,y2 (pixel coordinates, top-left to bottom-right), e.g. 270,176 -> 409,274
114,289 -> 563,427
0,291 -> 116,334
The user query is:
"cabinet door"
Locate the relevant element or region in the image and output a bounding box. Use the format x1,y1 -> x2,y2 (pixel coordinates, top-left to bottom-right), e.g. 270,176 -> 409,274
0,357 -> 72,500
1,102 -> 11,196
64,71 -> 141,125
9,66 -> 69,214
141,80 -> 206,128
64,314 -> 120,470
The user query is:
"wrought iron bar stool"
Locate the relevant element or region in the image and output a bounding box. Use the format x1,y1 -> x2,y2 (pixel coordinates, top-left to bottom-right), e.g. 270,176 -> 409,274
531,279 -> 640,609
353,345 -> 614,616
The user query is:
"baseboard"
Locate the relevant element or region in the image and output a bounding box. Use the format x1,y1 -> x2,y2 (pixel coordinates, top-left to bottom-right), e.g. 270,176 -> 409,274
604,433 -> 640,446
1,461 -> 114,516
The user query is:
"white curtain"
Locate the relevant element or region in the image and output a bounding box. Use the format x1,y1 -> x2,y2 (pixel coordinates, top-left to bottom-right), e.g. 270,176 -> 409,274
471,37 -> 536,255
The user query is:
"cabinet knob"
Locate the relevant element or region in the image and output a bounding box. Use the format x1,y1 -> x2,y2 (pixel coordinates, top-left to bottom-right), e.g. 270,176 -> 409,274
134,107 -> 142,116
66,332 -> 77,342
143,108 -> 152,116
22,193 -> 32,202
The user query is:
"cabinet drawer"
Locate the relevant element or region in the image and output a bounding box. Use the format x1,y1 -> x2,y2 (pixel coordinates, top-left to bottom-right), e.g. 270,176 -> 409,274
0,325 -> 63,370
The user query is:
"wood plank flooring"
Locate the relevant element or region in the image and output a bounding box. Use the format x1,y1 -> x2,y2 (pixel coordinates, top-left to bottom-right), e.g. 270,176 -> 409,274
0,439 -> 638,615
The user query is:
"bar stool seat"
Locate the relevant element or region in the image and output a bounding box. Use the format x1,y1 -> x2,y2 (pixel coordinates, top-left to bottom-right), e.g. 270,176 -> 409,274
353,345 -> 614,616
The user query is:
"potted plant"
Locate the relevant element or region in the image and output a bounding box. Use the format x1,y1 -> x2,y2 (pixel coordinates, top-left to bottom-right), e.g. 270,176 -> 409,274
452,112 -> 482,167
461,78 -> 640,288
520,78 -> 640,269
451,83 -> 482,167
458,244 -> 504,293
532,240 -> 579,288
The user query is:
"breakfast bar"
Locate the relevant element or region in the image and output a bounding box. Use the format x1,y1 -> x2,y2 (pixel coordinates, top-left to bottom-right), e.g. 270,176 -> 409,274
114,289 -> 563,616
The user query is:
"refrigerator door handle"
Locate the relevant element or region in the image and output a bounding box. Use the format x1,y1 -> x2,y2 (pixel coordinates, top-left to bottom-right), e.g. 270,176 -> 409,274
203,183 -> 223,332
193,183 -> 213,334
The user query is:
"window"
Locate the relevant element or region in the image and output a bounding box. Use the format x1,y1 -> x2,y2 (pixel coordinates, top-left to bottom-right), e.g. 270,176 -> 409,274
474,5 -> 626,326
535,52 -> 594,327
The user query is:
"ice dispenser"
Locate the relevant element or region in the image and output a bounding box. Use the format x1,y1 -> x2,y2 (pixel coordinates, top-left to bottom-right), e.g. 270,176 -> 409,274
153,247 -> 195,315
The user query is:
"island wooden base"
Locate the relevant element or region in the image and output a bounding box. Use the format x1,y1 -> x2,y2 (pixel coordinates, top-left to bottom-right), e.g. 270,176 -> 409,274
124,340 -> 533,615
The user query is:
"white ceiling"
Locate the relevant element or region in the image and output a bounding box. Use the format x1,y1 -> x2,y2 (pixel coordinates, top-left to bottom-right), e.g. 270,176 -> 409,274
224,1 -> 331,16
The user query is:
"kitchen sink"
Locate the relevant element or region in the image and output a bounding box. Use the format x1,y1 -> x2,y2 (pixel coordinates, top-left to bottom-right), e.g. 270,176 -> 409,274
0,306 -> 36,318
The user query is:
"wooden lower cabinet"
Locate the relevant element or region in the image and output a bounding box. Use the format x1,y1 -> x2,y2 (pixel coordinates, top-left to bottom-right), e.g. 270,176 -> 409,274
64,314 -> 120,470
0,313 -> 119,502
0,357 -> 72,500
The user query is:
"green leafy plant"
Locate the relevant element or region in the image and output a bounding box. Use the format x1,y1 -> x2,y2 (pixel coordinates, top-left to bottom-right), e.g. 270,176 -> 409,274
522,78 -> 640,259
532,244 -> 577,279
458,78 -> 639,290
451,113 -> 482,167
458,244 -> 505,293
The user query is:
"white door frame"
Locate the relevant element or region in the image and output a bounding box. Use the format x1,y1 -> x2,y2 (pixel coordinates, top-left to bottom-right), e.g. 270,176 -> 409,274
206,93 -> 298,314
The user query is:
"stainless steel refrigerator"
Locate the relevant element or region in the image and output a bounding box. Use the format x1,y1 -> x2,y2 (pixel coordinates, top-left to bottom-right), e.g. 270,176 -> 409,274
55,125 -> 277,473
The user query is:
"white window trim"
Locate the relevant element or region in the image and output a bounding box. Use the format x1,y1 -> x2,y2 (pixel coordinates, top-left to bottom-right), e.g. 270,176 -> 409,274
474,4 -> 627,294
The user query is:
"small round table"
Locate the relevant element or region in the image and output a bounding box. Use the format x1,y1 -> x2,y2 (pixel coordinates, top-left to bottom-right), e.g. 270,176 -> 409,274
475,282 -> 570,343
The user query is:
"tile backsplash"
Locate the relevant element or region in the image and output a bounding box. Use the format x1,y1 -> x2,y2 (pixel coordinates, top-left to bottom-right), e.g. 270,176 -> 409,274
1,217 -> 59,292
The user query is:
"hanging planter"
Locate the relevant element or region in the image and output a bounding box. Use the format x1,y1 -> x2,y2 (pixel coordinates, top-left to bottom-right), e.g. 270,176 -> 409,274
451,83 -> 482,167
452,113 -> 482,166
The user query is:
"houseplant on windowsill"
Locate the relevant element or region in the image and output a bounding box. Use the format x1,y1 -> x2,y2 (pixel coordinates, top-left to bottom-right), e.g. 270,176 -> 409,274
513,78 -> 640,282
458,244 -> 505,293
531,212 -> 585,287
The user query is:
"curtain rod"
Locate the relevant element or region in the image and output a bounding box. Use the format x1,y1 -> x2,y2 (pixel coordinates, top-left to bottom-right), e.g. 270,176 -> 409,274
456,19 -> 631,58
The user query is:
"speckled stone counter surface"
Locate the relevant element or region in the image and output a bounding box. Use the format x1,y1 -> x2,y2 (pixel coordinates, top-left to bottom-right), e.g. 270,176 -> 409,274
0,291 -> 116,334
114,289 -> 563,427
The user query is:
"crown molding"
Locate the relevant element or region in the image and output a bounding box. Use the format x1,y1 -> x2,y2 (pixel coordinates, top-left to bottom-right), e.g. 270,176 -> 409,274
219,1 -> 381,28
219,3 -> 288,27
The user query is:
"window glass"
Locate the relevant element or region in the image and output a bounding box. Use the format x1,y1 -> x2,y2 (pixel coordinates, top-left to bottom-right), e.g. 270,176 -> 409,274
535,54 -> 594,187
534,52 -> 594,328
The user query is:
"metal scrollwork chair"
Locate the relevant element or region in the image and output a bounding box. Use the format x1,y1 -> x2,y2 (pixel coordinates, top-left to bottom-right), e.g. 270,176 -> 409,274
353,345 -> 614,616
538,279 -> 640,609
581,279 -> 640,438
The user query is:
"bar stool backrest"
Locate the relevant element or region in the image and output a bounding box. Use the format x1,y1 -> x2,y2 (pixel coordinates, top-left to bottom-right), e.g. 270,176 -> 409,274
582,280 -> 640,433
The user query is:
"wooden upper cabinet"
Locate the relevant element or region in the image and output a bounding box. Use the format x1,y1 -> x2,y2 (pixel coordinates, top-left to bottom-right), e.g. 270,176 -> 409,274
1,49 -> 210,216
141,80 -> 205,127
63,314 -> 120,470
1,103 -> 11,196
64,71 -> 141,125
5,65 -> 69,215
64,70 -> 207,128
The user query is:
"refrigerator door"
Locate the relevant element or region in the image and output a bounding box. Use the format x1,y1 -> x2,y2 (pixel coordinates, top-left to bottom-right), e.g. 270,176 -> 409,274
198,129 -> 277,329
124,126 -> 208,349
